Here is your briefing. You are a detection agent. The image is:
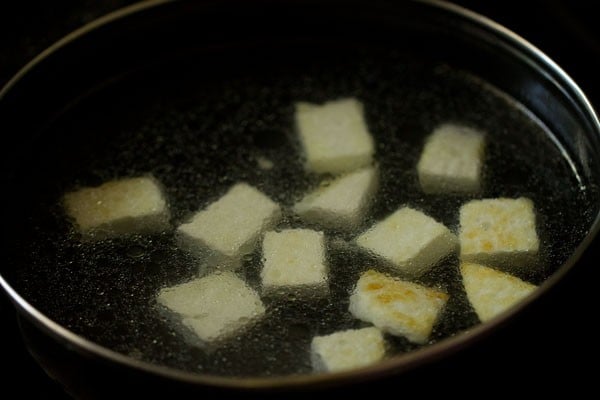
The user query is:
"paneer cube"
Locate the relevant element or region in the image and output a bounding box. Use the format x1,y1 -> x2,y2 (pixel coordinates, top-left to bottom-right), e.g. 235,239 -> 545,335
459,197 -> 539,267
460,262 -> 537,322
177,183 -> 281,262
261,229 -> 328,293
356,207 -> 457,276
349,270 -> 448,344
417,123 -> 485,193
157,271 -> 265,344
311,327 -> 386,372
294,166 -> 378,230
295,98 -> 375,174
62,175 -> 169,239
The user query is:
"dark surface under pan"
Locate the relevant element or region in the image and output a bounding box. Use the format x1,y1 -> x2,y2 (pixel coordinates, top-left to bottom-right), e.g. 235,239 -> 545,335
1,1 -> 594,398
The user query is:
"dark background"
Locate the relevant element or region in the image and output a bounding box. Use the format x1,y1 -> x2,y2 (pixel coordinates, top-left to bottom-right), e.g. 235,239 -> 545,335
0,0 -> 598,398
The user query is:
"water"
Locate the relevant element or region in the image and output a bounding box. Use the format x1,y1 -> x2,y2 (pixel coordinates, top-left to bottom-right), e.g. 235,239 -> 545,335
3,45 -> 596,377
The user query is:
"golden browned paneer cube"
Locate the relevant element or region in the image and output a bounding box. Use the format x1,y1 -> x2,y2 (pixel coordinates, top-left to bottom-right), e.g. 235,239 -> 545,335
459,197 -> 539,267
460,262 -> 537,322
349,270 -> 448,344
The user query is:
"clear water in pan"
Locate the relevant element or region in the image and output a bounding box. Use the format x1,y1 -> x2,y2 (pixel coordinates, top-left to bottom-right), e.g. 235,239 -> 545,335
4,45 -> 597,377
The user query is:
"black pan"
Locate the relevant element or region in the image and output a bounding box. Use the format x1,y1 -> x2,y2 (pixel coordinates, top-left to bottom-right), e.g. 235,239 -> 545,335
1,0 -> 599,397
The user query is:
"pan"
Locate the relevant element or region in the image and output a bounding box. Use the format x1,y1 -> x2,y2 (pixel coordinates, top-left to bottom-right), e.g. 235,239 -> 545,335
1,0 -> 599,397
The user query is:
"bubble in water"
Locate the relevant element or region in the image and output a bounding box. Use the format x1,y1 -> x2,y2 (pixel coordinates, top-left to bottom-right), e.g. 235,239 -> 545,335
127,245 -> 145,258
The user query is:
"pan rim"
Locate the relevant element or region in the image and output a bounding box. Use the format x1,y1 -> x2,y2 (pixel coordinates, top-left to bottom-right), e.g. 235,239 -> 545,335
1,0 -> 599,390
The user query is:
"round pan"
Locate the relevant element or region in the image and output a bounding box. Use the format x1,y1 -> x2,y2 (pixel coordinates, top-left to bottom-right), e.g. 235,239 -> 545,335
1,0 -> 599,397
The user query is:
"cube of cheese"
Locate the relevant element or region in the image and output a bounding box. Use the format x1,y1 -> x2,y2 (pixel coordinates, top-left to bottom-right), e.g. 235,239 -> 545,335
460,262 -> 537,322
293,167 -> 378,230
311,327 -> 386,372
356,207 -> 457,276
295,98 -> 375,174
157,271 -> 265,344
459,197 -> 539,267
417,123 -> 485,193
62,175 -> 169,239
261,229 -> 328,293
349,270 -> 448,344
177,183 -> 281,262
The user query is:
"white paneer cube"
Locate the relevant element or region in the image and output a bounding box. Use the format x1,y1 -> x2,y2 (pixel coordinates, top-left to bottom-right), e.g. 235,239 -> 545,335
295,98 -> 375,174
417,123 -> 485,194
157,271 -> 265,344
349,270 -> 448,344
311,327 -> 386,372
261,229 -> 328,293
294,167 -> 378,230
177,183 -> 281,262
63,175 -> 169,239
459,197 -> 539,267
460,262 -> 537,322
356,207 -> 457,276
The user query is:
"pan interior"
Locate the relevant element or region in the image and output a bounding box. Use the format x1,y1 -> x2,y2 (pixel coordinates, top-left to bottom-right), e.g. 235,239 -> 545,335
2,39 -> 596,378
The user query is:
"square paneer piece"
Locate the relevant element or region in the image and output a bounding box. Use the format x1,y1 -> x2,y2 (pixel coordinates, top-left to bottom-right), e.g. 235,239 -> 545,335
356,207 -> 457,276
261,229 -> 328,293
157,271 -> 265,344
62,175 -> 169,239
295,98 -> 375,174
177,183 -> 281,261
459,197 -> 539,267
294,167 -> 378,230
311,327 -> 386,372
349,270 -> 448,344
417,123 -> 485,193
460,262 -> 537,322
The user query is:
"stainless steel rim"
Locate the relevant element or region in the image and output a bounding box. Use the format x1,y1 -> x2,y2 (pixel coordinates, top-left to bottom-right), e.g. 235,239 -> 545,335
1,0 -> 599,390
